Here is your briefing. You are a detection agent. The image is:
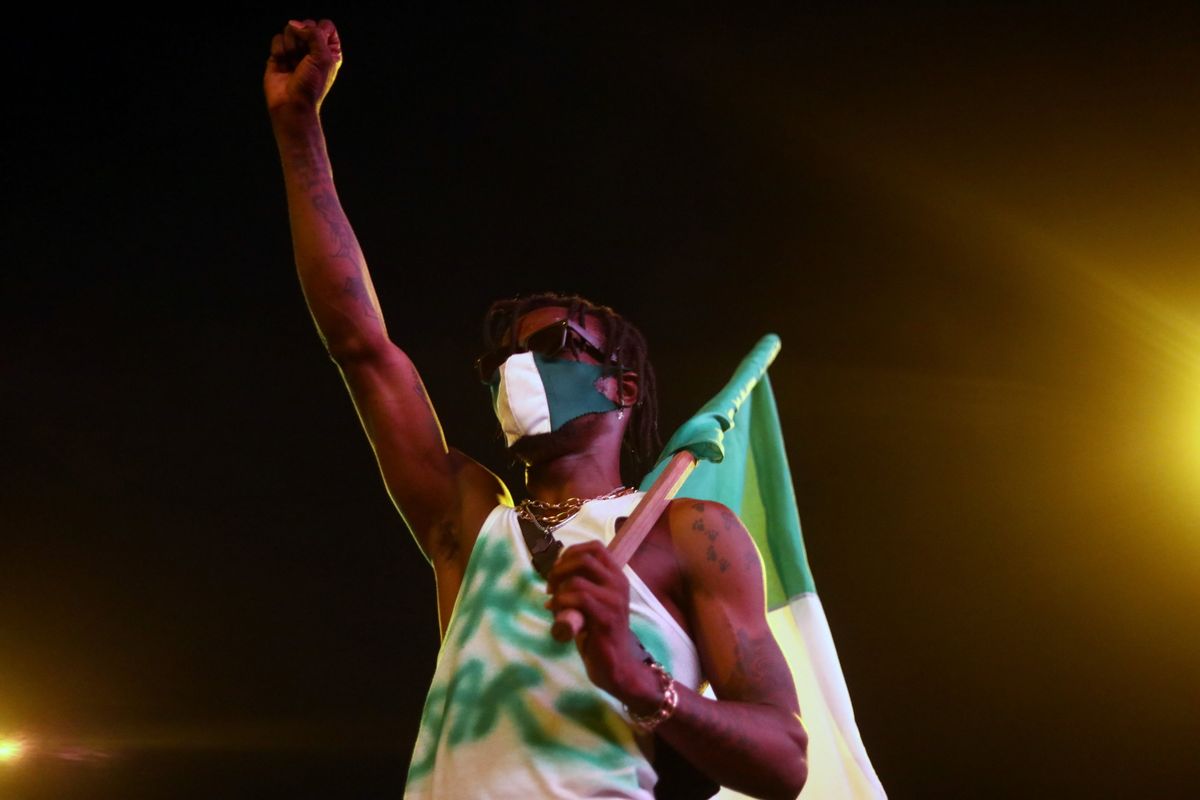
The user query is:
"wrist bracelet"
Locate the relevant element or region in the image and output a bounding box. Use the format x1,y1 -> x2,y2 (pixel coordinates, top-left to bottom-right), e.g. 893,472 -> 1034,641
626,657 -> 678,732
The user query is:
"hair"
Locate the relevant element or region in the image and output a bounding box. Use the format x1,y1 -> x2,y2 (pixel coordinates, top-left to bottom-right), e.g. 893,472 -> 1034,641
482,292 -> 662,483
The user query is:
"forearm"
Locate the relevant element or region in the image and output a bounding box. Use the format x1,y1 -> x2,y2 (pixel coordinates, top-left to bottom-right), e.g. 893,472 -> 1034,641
624,673 -> 807,799
271,110 -> 387,358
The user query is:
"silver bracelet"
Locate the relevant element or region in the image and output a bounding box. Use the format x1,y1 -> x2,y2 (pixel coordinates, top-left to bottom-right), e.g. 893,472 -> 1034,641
626,658 -> 679,732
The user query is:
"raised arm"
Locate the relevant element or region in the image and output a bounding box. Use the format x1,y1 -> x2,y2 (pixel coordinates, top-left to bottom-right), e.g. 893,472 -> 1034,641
264,21 -> 507,602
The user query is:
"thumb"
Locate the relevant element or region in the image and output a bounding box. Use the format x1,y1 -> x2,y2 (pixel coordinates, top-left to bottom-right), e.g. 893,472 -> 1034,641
317,19 -> 343,58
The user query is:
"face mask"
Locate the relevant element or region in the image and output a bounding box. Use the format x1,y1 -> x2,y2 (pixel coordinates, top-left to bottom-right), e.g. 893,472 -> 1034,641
489,352 -> 619,447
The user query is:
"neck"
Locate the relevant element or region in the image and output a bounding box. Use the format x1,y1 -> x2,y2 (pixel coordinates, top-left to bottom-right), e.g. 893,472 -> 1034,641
524,447 -> 626,505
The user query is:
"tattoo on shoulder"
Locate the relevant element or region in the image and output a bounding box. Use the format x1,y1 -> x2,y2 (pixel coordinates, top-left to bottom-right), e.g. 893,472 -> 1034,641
687,503 -> 736,573
742,546 -> 760,571
705,543 -> 730,572
720,506 -> 738,531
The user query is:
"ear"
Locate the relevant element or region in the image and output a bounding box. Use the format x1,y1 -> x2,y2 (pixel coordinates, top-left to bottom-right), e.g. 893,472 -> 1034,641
619,370 -> 640,408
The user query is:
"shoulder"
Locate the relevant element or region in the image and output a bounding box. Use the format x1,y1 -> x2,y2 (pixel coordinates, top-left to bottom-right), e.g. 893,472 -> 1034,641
449,448 -> 511,505
664,498 -> 763,596
665,497 -> 751,547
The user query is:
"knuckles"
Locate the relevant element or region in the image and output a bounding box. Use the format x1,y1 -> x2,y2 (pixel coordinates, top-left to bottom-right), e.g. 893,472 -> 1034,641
545,544 -> 632,638
274,19 -> 342,62
563,576 -> 592,593
547,553 -> 628,595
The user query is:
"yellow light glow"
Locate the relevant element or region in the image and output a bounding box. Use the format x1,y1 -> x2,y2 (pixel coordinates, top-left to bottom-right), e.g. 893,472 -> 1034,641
0,737 -> 25,763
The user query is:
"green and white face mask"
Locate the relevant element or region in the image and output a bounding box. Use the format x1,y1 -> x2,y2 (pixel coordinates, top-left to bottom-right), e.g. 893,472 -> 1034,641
488,352 -> 619,447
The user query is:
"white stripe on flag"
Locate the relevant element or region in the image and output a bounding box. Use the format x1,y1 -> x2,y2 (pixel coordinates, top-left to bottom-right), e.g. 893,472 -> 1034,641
715,594 -> 886,800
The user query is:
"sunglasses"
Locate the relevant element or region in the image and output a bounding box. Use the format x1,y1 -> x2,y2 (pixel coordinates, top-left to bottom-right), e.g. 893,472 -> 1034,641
475,318 -> 617,383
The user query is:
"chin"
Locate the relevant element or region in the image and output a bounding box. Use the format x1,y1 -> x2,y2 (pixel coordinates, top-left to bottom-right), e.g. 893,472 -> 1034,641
507,413 -> 606,465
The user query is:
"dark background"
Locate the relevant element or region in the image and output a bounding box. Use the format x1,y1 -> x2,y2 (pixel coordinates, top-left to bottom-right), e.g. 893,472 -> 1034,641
4,5 -> 1199,798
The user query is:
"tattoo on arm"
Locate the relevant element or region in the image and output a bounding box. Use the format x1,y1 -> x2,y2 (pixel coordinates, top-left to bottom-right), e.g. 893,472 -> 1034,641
690,505 -> 730,573
306,190 -> 380,322
436,518 -> 461,563
728,627 -> 796,707
311,192 -> 358,260
408,363 -> 429,400
409,363 -> 447,446
297,163 -> 330,192
340,275 -> 379,319
720,506 -> 738,531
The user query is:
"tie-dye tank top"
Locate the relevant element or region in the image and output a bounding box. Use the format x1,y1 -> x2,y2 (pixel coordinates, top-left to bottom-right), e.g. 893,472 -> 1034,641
404,491 -> 704,799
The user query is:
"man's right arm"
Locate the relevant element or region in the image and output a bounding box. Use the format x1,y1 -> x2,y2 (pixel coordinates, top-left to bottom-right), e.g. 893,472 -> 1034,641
265,20 -> 507,579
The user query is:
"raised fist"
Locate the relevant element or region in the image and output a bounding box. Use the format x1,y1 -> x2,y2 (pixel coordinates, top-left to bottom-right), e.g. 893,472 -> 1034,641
264,19 -> 343,117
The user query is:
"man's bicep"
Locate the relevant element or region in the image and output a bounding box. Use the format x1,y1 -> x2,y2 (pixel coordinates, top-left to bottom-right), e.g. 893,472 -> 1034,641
335,342 -> 499,559
673,500 -> 800,713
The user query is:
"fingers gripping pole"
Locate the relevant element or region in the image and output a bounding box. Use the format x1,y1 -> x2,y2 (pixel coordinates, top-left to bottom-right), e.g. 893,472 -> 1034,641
550,451 -> 698,642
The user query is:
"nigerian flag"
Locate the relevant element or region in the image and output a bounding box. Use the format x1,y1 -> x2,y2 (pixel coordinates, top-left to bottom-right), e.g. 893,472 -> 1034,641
640,335 -> 886,800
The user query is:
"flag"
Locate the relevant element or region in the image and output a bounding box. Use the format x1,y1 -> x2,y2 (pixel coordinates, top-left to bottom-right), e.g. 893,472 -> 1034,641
640,334 -> 886,799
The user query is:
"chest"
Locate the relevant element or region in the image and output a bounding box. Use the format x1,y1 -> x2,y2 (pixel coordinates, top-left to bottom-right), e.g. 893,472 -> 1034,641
442,504 -> 694,644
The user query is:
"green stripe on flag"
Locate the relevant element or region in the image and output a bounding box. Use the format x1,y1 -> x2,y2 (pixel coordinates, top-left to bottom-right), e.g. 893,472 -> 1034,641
746,372 -> 815,603
640,336 -> 815,607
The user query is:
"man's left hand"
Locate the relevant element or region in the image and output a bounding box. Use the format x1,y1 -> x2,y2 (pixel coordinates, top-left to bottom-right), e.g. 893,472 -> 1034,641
544,541 -> 660,711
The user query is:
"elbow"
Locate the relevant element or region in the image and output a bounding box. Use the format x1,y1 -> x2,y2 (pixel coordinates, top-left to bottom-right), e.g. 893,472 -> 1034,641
326,332 -> 395,366
774,715 -> 808,800
782,756 -> 808,800
742,712 -> 808,800
770,761 -> 807,800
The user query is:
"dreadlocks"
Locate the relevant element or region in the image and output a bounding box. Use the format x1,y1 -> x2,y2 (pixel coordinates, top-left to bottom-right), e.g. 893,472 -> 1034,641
482,292 -> 662,484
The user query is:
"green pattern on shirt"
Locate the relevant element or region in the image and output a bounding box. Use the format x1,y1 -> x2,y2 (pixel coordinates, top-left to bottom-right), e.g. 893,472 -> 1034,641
408,533 -> 641,786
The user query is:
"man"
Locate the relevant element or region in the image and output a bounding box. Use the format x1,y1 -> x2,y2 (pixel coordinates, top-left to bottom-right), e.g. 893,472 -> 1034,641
265,19 -> 808,800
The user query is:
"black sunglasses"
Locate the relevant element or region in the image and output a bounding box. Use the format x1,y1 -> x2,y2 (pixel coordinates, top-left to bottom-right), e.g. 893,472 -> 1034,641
475,318 -> 617,383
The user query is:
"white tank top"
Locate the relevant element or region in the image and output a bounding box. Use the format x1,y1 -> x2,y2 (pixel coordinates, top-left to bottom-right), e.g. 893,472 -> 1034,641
405,491 -> 704,799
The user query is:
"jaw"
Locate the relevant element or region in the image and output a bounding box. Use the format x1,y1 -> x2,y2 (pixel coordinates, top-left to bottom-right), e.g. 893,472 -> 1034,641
509,411 -> 634,502
507,412 -> 607,466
